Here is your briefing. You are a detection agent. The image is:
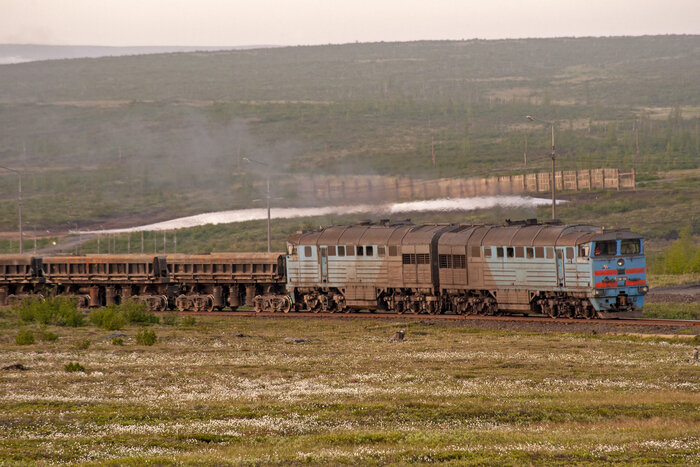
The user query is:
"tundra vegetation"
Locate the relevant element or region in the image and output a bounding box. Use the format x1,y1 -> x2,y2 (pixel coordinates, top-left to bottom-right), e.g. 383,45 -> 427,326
0,305 -> 699,464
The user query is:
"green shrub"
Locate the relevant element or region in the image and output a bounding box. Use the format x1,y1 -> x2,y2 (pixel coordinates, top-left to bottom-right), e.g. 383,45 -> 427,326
64,362 -> 85,372
112,337 -> 124,346
17,296 -> 83,327
89,307 -> 126,330
136,328 -> 157,346
15,329 -> 35,345
162,314 -> 178,326
41,331 -> 59,342
89,300 -> 159,330
74,338 -> 91,350
120,300 -> 159,324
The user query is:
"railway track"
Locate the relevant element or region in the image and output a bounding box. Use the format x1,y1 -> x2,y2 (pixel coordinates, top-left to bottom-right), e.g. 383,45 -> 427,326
164,311 -> 700,327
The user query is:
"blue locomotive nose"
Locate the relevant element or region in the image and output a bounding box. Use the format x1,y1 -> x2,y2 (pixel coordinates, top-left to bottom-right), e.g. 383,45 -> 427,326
589,237 -> 646,317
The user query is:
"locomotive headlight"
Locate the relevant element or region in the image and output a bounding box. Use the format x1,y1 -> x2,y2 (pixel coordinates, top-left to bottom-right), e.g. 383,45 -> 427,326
617,258 -> 625,267
594,289 -> 606,297
640,285 -> 649,294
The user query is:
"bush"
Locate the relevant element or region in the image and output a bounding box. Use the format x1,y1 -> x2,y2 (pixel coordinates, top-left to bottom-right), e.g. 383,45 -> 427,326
136,328 -> 157,346
112,337 -> 124,346
121,300 -> 159,324
74,338 -> 91,350
64,362 -> 85,372
88,300 -> 159,330
89,307 -> 126,330
660,226 -> 700,274
41,331 -> 59,342
15,329 -> 34,345
17,296 -> 83,327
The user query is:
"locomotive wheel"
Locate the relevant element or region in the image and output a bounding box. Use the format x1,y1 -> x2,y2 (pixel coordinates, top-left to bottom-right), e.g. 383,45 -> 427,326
319,295 -> 331,313
427,301 -> 440,315
306,296 -> 321,313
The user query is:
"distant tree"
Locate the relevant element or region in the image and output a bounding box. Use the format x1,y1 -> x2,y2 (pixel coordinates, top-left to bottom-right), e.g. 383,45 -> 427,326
663,225 -> 696,274
690,248 -> 700,272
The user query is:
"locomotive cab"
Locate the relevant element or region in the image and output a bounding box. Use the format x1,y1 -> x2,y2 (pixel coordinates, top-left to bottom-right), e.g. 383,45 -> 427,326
586,231 -> 647,318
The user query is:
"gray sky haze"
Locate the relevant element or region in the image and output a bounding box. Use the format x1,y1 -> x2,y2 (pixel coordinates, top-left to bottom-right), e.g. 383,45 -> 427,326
2,0 -> 699,47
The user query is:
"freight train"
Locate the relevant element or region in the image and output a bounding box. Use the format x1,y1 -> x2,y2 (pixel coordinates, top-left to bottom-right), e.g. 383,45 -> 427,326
0,219 -> 647,318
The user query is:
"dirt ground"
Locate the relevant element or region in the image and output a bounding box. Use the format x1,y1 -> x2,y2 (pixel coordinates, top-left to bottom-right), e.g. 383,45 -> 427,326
647,282 -> 700,304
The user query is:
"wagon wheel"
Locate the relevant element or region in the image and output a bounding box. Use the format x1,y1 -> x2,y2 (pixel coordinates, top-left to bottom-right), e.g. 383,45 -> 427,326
201,295 -> 214,313
155,295 -> 168,312
281,296 -> 292,313
176,294 -> 190,312
253,295 -> 265,313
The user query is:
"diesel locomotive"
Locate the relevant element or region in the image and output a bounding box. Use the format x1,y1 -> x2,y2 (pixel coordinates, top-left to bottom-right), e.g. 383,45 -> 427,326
0,219 -> 647,318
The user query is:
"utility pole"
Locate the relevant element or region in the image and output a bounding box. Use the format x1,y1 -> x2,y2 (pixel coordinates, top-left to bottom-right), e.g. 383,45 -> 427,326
266,177 -> 271,253
526,115 -> 556,220
242,157 -> 272,252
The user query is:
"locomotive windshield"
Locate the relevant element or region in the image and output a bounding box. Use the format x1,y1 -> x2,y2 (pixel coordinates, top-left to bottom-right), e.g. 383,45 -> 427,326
621,239 -> 641,255
593,240 -> 616,256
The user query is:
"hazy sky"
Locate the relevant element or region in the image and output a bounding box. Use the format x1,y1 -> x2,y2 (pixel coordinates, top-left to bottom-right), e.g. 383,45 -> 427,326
2,0 -> 699,46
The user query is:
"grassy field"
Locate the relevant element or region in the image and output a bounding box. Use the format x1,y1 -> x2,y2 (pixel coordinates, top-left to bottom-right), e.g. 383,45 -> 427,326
1,309 -> 698,465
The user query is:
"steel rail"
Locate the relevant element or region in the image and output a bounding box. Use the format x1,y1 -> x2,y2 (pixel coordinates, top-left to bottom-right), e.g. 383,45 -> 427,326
162,311 -> 700,327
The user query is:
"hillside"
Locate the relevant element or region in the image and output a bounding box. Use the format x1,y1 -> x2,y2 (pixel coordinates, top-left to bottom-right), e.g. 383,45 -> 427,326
0,44 -> 264,65
0,36 -> 698,237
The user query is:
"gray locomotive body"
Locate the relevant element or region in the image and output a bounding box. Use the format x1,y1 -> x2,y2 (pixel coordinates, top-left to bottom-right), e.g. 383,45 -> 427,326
284,220 -> 647,318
